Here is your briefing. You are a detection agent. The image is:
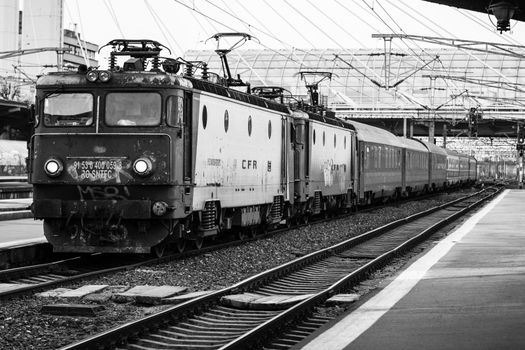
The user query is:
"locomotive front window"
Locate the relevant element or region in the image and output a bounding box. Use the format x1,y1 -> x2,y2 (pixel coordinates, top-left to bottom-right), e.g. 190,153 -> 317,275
43,93 -> 93,126
105,92 -> 161,126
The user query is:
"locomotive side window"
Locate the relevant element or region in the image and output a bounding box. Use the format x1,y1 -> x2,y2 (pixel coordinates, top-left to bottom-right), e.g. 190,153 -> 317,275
248,115 -> 252,136
268,120 -> 272,139
313,129 -> 316,144
202,105 -> 208,129
224,110 -> 229,132
43,93 -> 93,126
166,95 -> 183,127
105,92 -> 161,126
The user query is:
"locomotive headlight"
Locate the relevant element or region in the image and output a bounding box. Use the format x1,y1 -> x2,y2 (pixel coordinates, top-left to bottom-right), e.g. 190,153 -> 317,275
133,157 -> 153,176
86,70 -> 98,82
152,201 -> 168,216
44,158 -> 63,177
98,70 -> 111,82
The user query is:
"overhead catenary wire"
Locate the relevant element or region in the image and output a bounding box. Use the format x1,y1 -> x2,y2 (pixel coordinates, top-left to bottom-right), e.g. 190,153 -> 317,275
391,0 -> 521,105
74,0 -> 90,65
102,0 -> 126,38
360,0 -> 477,108
305,0 -> 367,48
144,0 -> 184,56
215,0 -> 379,96
179,0 -> 270,86
175,0 -> 374,99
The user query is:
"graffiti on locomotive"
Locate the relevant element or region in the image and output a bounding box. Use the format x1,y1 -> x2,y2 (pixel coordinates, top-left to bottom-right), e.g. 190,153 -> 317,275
67,158 -> 131,182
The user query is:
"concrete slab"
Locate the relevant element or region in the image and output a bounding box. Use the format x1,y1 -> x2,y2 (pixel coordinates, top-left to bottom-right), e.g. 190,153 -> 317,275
221,293 -> 313,310
221,293 -> 266,309
58,285 -> 108,299
35,288 -> 73,298
40,303 -> 105,317
0,283 -> 34,293
250,294 -> 314,310
113,285 -> 153,303
135,286 -> 188,305
163,290 -> 216,304
326,293 -> 360,306
83,286 -> 130,303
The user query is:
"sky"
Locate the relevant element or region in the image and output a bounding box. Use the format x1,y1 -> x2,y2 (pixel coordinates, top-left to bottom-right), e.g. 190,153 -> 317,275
63,0 -> 525,64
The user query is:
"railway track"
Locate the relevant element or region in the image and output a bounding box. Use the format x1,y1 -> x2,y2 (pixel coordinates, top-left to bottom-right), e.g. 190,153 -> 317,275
0,254 -> 148,298
60,186 -> 500,350
0,190 -> 439,298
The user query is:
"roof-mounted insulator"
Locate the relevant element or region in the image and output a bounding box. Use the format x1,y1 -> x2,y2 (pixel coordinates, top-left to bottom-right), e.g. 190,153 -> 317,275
99,39 -> 171,71
202,63 -> 208,80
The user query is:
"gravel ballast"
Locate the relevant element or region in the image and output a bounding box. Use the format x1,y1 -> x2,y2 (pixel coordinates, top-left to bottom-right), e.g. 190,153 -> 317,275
0,191 -> 475,349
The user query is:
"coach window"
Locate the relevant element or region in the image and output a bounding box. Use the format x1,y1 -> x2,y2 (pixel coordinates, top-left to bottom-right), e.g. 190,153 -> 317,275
106,92 -> 161,126
166,95 -> 183,127
43,93 -> 93,126
224,110 -> 229,132
248,115 -> 252,136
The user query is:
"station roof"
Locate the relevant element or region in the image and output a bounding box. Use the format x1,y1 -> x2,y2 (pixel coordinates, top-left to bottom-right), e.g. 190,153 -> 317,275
422,1 -> 525,22
0,99 -> 30,124
184,48 -> 525,122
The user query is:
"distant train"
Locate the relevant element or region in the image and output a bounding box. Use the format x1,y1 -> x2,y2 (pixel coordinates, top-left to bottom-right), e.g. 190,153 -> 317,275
28,39 -> 477,256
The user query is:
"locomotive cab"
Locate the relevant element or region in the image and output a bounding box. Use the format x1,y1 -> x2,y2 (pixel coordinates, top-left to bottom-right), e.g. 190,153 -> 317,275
30,40 -> 194,253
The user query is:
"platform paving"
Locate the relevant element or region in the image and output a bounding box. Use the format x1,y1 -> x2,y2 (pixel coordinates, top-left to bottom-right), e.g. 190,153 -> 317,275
298,189 -> 525,350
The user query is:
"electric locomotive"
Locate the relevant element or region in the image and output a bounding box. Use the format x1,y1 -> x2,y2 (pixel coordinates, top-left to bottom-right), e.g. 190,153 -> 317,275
29,39 -> 356,255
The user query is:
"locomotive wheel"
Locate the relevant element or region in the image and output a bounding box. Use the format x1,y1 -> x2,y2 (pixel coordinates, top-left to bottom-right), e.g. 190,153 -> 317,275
249,227 -> 257,238
152,243 -> 167,258
301,215 -> 310,225
193,237 -> 204,249
176,240 -> 186,253
237,230 -> 248,241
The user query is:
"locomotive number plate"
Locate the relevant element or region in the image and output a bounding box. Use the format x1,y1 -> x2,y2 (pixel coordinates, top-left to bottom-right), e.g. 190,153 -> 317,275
67,158 -> 131,182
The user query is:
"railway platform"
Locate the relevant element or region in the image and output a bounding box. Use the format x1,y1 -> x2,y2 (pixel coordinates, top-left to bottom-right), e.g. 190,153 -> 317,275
0,198 -> 42,249
0,218 -> 45,249
0,197 -> 32,220
297,189 -> 525,350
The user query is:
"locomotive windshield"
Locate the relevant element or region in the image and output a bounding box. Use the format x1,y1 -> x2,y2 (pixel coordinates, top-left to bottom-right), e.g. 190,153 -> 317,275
105,92 -> 161,126
43,93 -> 93,126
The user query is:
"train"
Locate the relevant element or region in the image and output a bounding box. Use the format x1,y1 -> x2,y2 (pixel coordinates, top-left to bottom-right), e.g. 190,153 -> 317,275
28,39 -> 477,256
